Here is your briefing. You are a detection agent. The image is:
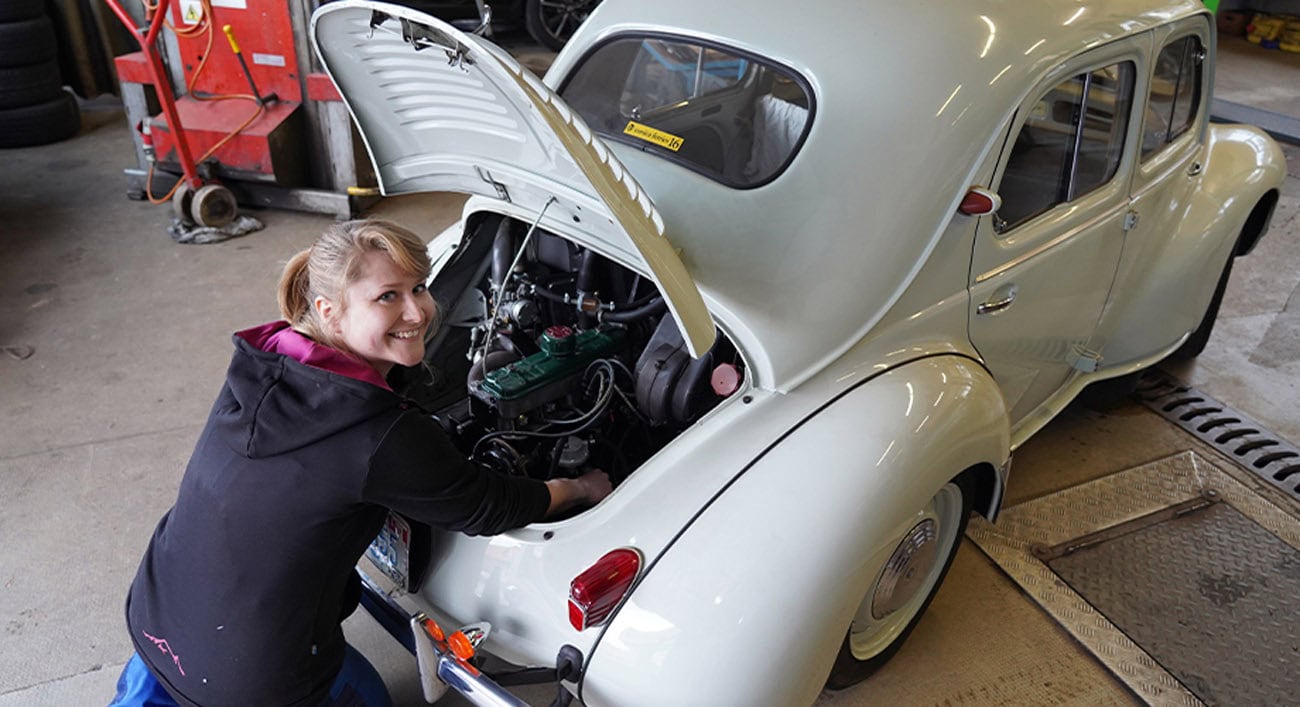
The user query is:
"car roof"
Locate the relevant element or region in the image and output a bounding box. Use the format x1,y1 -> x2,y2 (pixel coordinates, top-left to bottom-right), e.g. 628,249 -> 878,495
547,0 -> 1210,391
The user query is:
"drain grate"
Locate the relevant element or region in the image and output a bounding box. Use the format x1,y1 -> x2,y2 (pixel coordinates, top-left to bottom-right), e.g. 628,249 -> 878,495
1137,370 -> 1300,505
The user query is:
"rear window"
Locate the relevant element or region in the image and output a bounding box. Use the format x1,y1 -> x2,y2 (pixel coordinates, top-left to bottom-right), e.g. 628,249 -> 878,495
559,36 -> 813,188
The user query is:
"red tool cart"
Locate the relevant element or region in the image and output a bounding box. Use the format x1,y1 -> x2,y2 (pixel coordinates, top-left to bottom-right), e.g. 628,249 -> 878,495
106,0 -> 376,227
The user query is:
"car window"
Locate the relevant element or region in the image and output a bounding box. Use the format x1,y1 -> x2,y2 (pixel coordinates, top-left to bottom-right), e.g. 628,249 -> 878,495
1141,35 -> 1203,159
559,36 -> 813,188
996,62 -> 1135,230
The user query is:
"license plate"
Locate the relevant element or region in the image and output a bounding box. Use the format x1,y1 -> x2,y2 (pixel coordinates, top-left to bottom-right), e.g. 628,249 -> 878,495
367,512 -> 412,589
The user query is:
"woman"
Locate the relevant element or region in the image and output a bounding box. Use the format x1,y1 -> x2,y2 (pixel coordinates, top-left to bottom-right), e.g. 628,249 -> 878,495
111,220 -> 611,706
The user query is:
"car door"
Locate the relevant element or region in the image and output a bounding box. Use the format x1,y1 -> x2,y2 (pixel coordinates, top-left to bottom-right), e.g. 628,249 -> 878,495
969,39 -> 1143,436
1093,17 -> 1217,364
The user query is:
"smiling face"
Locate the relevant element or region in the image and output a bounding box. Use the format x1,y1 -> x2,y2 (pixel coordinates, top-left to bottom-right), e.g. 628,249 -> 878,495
315,249 -> 436,378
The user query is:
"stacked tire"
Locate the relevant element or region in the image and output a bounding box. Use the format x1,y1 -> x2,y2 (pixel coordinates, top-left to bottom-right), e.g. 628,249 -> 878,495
0,0 -> 80,149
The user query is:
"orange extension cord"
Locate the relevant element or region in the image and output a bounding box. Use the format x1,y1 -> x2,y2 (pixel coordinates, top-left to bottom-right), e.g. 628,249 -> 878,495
140,0 -> 266,205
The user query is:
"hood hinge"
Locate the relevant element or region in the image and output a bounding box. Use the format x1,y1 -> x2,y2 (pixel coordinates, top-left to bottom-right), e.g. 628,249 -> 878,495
476,167 -> 511,202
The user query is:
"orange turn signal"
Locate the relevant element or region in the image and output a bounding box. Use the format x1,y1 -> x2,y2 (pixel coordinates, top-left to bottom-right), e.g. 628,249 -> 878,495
448,630 -> 475,661
422,618 -> 445,642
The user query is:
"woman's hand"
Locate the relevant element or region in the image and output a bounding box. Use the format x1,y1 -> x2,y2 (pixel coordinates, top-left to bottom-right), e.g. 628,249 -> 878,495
544,469 -> 613,517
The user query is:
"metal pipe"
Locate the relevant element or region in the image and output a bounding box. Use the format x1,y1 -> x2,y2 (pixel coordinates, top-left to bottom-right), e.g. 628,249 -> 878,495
103,0 -> 203,189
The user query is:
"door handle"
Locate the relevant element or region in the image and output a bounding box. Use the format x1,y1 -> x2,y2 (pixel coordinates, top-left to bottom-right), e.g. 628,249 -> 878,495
977,284 -> 1018,315
1187,161 -> 1203,176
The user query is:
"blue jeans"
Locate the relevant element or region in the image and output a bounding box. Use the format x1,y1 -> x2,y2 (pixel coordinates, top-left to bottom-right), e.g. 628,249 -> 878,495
109,645 -> 392,707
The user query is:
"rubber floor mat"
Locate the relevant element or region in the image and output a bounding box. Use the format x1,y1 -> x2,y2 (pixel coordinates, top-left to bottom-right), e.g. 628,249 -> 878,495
968,451 -> 1300,706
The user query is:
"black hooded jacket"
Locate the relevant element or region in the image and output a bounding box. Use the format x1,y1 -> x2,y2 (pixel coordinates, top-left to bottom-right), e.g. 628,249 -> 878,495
125,325 -> 550,706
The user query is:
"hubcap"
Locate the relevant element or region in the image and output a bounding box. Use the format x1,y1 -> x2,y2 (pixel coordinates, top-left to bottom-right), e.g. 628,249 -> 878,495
871,518 -> 938,619
848,482 -> 964,660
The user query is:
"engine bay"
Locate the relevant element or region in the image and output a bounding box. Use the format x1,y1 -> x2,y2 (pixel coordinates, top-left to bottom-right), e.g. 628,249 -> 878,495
405,212 -> 744,488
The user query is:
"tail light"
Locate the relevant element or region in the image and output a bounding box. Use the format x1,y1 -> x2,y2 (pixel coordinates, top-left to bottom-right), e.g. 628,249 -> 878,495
568,548 -> 642,631
958,186 -> 1002,216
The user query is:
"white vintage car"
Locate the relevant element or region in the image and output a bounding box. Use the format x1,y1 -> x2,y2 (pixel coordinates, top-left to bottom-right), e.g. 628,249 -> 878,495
311,0 -> 1286,704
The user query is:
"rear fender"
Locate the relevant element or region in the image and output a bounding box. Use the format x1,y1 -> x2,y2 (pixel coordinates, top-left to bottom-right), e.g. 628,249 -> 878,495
580,356 -> 1009,707
1097,124 -> 1284,367
1200,124 -> 1285,257
1235,189 -> 1279,257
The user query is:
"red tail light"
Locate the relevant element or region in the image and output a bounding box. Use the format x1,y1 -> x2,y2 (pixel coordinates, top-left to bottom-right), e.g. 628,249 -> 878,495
958,186 -> 1002,216
568,548 -> 642,631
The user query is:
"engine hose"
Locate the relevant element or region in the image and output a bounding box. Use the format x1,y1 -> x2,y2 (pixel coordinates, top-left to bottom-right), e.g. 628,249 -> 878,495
601,297 -> 666,323
618,291 -> 661,310
490,219 -> 516,293
531,285 -> 662,318
531,284 -> 569,304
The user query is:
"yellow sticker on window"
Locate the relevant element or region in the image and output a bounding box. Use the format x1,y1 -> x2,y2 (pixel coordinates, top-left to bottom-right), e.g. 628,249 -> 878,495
623,121 -> 684,152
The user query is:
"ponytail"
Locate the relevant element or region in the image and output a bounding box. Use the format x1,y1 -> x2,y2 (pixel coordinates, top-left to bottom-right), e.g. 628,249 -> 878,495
277,248 -> 324,341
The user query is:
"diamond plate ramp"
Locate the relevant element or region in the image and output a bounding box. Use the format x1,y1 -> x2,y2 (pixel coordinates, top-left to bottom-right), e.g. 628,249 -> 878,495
1048,502 -> 1300,706
968,451 -> 1300,706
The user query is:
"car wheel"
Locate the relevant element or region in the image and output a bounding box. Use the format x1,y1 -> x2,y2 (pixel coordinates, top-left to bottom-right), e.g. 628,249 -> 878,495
826,473 -> 973,689
1169,254 -> 1234,361
524,0 -> 600,52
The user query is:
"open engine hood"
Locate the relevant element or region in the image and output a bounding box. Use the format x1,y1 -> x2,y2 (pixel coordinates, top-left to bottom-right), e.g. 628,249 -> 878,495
311,0 -> 716,357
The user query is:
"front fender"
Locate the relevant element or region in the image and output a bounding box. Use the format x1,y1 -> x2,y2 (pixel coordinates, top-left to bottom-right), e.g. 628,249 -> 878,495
579,356 -> 1010,706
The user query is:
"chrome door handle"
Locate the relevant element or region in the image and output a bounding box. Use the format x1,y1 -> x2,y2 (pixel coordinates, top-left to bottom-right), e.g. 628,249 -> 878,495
1187,161 -> 1203,176
977,284 -> 1018,315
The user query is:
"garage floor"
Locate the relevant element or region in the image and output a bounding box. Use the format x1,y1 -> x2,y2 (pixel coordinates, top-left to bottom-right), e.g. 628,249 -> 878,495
1,33 -> 1297,707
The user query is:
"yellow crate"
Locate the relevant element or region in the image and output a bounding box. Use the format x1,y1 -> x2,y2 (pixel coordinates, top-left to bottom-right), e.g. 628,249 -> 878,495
1281,19 -> 1300,52
1247,13 -> 1288,44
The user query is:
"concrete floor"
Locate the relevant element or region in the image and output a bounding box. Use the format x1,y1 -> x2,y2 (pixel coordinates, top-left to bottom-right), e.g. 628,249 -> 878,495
1,30 -> 1297,707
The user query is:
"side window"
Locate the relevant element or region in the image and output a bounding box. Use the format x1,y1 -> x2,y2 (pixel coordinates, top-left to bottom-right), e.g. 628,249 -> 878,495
1141,36 -> 1204,158
997,62 -> 1136,230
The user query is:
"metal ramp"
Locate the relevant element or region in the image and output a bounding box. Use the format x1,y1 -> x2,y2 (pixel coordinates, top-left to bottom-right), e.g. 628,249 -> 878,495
968,451 -> 1300,706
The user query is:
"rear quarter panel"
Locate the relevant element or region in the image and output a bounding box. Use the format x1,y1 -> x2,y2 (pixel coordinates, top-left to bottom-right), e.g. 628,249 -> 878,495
1096,123 -> 1286,365
580,356 -> 1009,707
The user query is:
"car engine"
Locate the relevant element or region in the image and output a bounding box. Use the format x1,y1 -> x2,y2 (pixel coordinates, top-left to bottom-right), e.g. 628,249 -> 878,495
408,213 -> 743,487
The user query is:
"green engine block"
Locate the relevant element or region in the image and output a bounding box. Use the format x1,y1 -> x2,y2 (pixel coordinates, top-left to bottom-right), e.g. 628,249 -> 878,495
475,326 -> 626,417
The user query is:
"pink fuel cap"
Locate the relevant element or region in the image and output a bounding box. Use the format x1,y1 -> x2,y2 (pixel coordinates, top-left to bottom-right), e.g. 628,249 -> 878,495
711,363 -> 741,397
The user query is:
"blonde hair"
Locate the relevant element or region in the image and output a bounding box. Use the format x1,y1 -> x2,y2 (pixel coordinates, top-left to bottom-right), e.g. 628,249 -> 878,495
277,219 -> 435,350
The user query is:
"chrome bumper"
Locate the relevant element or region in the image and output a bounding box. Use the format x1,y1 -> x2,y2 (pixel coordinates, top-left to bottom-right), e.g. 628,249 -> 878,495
411,613 -> 527,706
357,569 -> 529,706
